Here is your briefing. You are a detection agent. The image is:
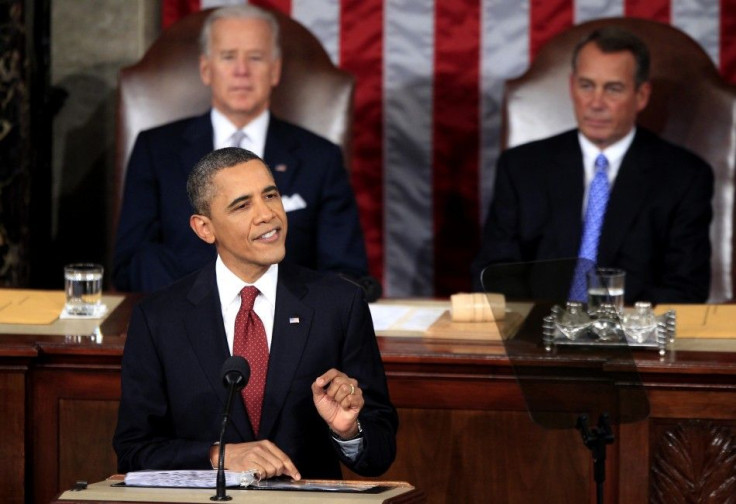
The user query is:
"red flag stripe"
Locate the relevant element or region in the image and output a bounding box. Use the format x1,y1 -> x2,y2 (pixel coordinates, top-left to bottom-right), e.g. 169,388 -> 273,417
530,0 -> 574,60
162,0 -> 200,29
722,0 -> 736,84
625,0 -> 670,23
432,0 -> 481,295
252,0 -> 290,15
339,0 -> 385,283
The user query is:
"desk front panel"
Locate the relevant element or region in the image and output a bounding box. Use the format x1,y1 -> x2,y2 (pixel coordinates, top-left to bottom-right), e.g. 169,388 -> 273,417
0,344 -> 35,504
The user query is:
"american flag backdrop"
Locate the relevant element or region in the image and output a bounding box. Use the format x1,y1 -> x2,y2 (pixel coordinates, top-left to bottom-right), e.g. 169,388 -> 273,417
162,0 -> 736,297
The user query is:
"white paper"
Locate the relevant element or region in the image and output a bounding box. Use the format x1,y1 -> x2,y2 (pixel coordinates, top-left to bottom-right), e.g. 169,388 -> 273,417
369,304 -> 446,332
124,469 -> 257,488
59,304 -> 108,319
369,305 -> 413,331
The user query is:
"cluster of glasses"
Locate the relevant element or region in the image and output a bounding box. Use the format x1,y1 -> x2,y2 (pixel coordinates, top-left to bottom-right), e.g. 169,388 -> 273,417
543,301 -> 676,356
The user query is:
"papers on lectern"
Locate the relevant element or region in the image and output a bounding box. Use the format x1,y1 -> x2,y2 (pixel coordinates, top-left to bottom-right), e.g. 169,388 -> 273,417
123,469 -> 258,488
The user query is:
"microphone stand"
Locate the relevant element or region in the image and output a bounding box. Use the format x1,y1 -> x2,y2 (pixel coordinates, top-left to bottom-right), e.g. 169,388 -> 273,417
576,413 -> 615,504
211,379 -> 239,501
211,361 -> 248,501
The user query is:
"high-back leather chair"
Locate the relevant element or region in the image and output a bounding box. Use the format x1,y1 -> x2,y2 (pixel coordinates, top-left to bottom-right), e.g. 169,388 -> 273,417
502,17 -> 736,302
112,7 -> 354,255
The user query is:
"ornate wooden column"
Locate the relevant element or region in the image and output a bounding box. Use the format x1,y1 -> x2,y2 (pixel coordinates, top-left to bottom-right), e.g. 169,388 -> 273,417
0,0 -> 52,287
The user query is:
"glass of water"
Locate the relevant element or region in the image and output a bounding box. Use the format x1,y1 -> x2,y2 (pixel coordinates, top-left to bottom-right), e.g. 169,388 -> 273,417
586,267 -> 625,314
64,263 -> 104,316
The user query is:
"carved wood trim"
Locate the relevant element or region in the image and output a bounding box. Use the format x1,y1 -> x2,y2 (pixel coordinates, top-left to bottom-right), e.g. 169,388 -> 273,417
651,420 -> 736,504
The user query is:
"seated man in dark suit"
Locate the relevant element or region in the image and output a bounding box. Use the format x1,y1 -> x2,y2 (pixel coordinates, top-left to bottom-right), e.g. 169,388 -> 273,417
113,4 -> 368,293
113,147 -> 397,479
472,27 -> 713,304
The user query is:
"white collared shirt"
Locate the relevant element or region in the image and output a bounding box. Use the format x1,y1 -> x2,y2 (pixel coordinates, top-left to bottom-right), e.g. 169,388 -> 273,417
578,128 -> 636,215
216,256 -> 278,355
211,108 -> 270,158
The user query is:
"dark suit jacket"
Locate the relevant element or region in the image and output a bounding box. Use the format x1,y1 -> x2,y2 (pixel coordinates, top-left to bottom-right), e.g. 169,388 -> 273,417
113,113 -> 368,292
113,262 -> 397,479
472,128 -> 713,304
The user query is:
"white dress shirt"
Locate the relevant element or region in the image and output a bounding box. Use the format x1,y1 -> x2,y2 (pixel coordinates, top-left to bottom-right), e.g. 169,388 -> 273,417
216,257 -> 277,355
578,128 -> 635,215
211,108 -> 270,158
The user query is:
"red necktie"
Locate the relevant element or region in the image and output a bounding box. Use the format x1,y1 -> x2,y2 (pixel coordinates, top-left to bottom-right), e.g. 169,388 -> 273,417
233,286 -> 269,436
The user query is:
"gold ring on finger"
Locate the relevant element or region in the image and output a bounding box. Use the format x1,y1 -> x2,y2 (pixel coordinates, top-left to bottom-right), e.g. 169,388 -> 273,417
350,384 -> 355,395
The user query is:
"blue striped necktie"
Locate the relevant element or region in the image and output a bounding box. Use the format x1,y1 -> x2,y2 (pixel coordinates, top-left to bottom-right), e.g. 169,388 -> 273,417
569,154 -> 610,301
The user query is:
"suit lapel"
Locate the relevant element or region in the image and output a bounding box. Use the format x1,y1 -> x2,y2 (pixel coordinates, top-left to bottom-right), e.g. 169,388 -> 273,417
184,263 -> 252,440
263,116 -> 300,193
598,131 -> 653,265
259,265 -> 313,439
547,132 -> 585,257
179,113 -> 214,179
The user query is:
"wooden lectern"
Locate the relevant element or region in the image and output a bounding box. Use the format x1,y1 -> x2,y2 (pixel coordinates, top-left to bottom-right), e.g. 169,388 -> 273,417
51,476 -> 425,504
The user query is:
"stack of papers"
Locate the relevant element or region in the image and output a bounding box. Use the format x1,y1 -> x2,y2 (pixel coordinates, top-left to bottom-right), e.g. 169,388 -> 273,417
124,469 -> 257,488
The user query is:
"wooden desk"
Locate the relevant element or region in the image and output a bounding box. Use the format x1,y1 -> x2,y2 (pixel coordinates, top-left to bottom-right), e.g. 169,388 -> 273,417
2,297 -> 736,504
373,304 -> 736,503
0,294 -> 139,504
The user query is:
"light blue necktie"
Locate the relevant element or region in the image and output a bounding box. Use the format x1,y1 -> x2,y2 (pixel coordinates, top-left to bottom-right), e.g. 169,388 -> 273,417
569,154 -> 610,301
230,130 -> 246,148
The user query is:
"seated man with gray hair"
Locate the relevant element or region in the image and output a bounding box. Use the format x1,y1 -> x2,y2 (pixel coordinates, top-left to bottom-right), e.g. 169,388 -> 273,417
472,26 -> 713,304
114,4 -> 369,293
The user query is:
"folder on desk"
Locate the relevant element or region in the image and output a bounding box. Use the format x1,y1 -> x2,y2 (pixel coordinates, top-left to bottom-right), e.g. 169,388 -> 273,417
0,289 -> 66,325
656,304 -> 736,339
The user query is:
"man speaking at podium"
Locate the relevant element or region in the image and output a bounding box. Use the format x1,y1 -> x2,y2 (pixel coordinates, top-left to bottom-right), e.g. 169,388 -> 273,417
113,148 -> 397,480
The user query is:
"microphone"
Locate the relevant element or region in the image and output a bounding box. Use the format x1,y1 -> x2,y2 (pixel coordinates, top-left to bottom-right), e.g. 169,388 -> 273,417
211,356 -> 250,501
339,274 -> 383,302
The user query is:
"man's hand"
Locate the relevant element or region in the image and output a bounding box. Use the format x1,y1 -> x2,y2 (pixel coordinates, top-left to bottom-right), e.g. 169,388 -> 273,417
209,441 -> 301,481
312,368 -> 364,438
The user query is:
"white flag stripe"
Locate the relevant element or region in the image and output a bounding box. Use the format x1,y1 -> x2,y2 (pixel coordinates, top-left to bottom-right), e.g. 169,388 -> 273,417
672,0 -> 720,67
480,0 -> 530,223
575,0 -> 623,23
383,1 -> 436,297
202,0 -> 241,8
292,0 -> 341,65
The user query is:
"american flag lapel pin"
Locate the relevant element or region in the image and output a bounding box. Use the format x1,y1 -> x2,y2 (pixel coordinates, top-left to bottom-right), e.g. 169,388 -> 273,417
289,316 -> 300,324
275,163 -> 288,172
